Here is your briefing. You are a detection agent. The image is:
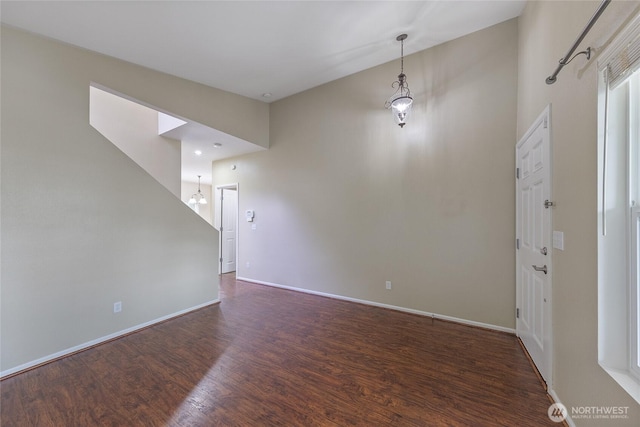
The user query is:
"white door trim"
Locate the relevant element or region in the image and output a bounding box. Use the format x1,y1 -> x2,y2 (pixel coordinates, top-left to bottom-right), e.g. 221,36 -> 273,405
516,104 -> 553,387
215,183 -> 239,275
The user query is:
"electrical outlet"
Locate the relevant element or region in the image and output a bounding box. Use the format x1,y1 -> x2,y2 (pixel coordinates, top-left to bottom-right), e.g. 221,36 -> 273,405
386,281 -> 392,290
113,301 -> 122,313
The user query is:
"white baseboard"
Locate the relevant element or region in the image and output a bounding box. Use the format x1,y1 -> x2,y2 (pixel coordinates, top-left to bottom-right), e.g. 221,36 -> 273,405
0,299 -> 220,379
548,389 -> 575,427
237,276 -> 515,334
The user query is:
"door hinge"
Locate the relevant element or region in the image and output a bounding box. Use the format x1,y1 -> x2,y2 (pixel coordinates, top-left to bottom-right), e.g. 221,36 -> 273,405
543,117 -> 548,129
544,200 -> 555,209
220,257 -> 223,263
516,167 -> 520,179
220,226 -> 223,231
516,238 -> 520,250
516,308 -> 520,319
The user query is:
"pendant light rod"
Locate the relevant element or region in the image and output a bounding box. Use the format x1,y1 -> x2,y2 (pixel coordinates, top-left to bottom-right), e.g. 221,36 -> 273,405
397,33 -> 407,75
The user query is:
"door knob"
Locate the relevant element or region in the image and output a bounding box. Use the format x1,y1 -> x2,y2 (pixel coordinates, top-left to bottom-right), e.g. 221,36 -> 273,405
532,264 -> 548,274
541,247 -> 548,255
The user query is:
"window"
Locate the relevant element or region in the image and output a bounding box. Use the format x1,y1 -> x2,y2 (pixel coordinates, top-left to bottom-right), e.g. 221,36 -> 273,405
597,13 -> 640,404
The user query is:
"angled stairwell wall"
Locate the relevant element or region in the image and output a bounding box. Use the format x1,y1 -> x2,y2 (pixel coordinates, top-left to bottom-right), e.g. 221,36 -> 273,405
0,25 -> 269,375
89,86 -> 182,198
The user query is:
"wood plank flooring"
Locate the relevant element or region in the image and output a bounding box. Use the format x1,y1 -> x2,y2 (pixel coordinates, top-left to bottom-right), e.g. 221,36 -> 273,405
1,274 -> 559,426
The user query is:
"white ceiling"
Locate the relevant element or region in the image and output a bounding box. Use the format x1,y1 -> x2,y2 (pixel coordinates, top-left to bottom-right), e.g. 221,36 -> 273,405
159,114 -> 266,184
1,1 -> 526,103
2,1 -> 525,186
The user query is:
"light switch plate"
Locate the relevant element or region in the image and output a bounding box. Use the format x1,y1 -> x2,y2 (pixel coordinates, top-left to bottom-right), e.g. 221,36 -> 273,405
553,231 -> 564,251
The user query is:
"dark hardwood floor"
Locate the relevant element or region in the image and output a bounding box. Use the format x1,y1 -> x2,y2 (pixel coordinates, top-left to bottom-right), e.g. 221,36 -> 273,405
1,274 -> 559,426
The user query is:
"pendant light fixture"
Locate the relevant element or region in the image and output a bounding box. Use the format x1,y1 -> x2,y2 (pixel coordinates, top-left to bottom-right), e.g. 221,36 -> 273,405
385,34 -> 413,128
188,175 -> 208,205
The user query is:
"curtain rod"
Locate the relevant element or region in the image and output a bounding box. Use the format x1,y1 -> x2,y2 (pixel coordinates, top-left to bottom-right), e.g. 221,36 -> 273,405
546,0 -> 611,84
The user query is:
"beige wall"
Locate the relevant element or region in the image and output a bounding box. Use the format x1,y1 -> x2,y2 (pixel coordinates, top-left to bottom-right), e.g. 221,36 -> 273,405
90,86 -> 181,197
0,25 -> 268,373
518,1 -> 640,424
86,52 -> 269,151
213,19 -> 519,329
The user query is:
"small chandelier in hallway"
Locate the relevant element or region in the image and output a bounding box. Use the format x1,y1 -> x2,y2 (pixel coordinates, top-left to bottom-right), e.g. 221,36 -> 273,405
385,34 -> 413,128
188,175 -> 207,205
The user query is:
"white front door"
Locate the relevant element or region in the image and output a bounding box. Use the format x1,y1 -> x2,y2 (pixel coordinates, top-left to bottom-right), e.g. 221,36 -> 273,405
516,106 -> 552,386
221,188 -> 238,274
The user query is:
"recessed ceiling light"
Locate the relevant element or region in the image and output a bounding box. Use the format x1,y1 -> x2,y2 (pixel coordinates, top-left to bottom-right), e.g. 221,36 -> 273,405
213,143 -> 222,148
262,93 -> 272,98
194,150 -> 202,156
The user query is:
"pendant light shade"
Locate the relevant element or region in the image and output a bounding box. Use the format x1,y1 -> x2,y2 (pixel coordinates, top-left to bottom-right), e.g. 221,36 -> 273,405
385,34 -> 413,128
189,175 -> 207,206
